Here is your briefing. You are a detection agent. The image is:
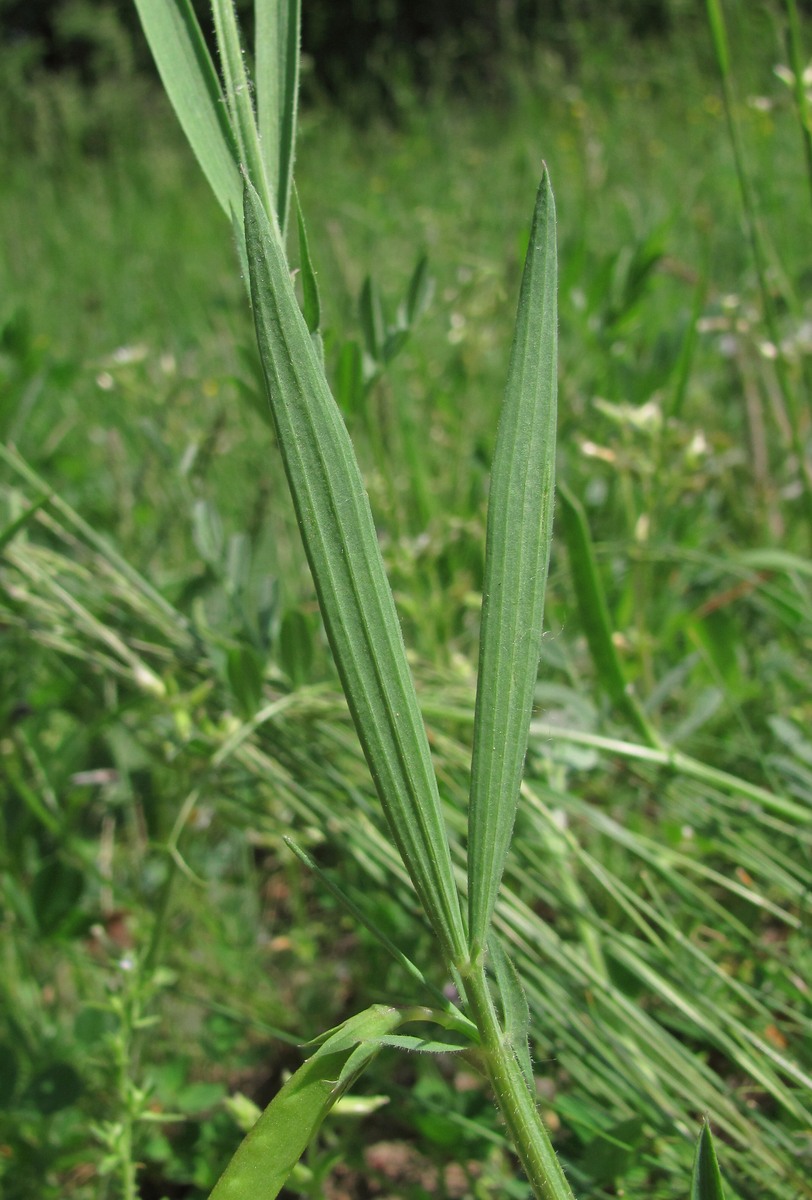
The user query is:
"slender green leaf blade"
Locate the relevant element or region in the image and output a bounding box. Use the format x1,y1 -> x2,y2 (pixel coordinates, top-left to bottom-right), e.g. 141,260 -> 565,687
0,495 -> 48,552
370,1035 -> 468,1053
243,179 -> 467,966
208,1006 -> 400,1200
295,191 -> 321,333
133,0 -> 240,218
489,934 -> 534,1086
359,276 -> 386,363
256,0 -> 301,234
404,254 -> 434,327
690,1120 -> 727,1200
467,167 -> 558,959
556,479 -> 660,746
706,0 -> 730,78
211,0 -> 275,224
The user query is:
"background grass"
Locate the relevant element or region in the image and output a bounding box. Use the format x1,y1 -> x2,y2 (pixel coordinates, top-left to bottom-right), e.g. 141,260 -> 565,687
1,5 -> 811,1198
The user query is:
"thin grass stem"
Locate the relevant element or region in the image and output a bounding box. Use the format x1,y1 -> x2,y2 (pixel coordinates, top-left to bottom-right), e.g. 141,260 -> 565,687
784,0 -> 812,216
706,0 -> 812,535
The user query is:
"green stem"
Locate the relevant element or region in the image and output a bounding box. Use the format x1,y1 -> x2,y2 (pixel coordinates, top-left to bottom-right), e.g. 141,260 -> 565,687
462,962 -> 576,1200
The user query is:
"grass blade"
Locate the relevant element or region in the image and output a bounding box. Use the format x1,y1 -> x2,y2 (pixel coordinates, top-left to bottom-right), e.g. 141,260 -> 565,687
784,0 -> 812,215
466,167 -> 558,960
242,178 -> 467,967
256,0 -> 301,235
706,0 -> 812,534
132,0 -> 240,219
690,1121 -> 727,1200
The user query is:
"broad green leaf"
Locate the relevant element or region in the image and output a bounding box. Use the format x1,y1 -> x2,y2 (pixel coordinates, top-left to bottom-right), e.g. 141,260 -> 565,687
256,0 -> 301,234
556,479 -> 660,747
466,167 -> 558,959
243,179 -> 467,967
133,0 -> 241,218
690,1120 -> 726,1200
208,1006 -> 401,1200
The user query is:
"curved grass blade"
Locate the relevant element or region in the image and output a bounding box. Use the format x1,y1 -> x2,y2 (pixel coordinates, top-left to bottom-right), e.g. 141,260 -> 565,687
256,0 -> 301,235
466,167 -> 558,961
243,179 -> 467,967
556,479 -> 661,748
208,1005 -> 401,1200
690,1120 -> 727,1200
133,0 -> 240,219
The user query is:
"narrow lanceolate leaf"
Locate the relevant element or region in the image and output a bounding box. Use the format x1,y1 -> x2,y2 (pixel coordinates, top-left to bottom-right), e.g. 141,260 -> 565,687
556,479 -> 661,748
256,0 -> 301,235
467,168 -> 558,961
243,180 -> 467,967
706,0 -> 730,79
295,191 -> 321,334
133,0 -> 240,219
211,0 -> 275,225
208,1006 -> 401,1200
690,1120 -> 727,1200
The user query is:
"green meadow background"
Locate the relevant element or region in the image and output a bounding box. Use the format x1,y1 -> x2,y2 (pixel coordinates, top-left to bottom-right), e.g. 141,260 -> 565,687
1,2 -> 810,1198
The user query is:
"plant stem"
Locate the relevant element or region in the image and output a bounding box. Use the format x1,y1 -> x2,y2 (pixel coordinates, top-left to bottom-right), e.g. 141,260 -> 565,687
462,962 -> 576,1200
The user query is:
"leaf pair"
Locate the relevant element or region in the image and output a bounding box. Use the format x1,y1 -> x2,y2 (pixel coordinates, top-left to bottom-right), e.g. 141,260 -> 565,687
135,0 -> 563,1193
133,0 -> 298,235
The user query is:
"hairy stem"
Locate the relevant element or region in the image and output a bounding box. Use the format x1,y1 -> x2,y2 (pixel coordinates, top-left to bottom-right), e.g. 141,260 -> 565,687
462,962 -> 576,1200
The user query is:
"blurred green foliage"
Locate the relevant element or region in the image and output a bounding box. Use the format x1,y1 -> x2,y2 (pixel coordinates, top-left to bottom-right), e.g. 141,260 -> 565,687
1,0 -> 709,105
